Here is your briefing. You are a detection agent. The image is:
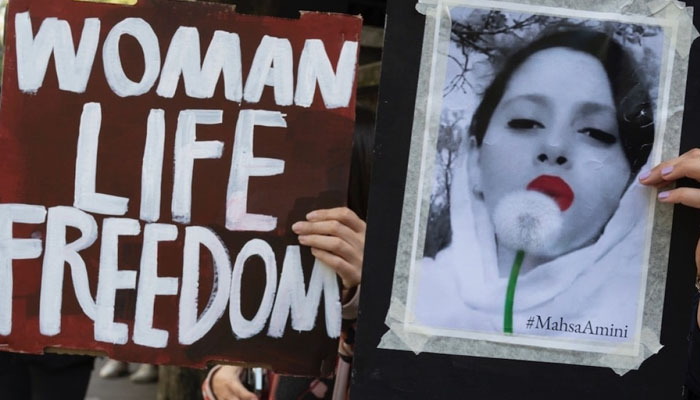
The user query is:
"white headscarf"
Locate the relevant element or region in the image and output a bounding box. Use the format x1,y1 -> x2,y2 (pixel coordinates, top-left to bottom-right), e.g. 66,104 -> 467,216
414,154 -> 650,343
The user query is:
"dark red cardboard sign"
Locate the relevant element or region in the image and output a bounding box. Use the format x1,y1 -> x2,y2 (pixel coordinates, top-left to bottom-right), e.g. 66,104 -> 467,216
0,0 -> 361,375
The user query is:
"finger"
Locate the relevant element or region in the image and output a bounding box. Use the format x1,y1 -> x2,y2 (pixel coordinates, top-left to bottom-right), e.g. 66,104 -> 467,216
291,220 -> 362,248
305,207 -> 366,233
228,381 -> 258,400
297,234 -> 361,266
292,220 -> 356,239
641,149 -> 700,185
659,152 -> 700,182
311,247 -> 361,288
657,187 -> 700,208
639,158 -> 682,186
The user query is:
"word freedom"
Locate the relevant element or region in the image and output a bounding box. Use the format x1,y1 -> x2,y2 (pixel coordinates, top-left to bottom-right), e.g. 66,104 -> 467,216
0,12 -> 357,348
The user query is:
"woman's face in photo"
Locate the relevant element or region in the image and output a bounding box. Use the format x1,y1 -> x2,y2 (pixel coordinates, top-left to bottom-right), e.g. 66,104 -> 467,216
472,47 -> 632,257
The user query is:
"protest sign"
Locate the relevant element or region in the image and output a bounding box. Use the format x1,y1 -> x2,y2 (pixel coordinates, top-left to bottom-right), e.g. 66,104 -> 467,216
384,0 -> 686,369
0,0 -> 361,376
352,0 -> 700,398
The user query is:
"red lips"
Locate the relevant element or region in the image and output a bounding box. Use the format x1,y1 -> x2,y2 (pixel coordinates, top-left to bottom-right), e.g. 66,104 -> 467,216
526,175 -> 574,211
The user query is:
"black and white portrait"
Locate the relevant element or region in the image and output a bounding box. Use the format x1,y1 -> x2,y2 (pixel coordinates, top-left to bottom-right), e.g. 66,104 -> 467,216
405,6 -> 667,352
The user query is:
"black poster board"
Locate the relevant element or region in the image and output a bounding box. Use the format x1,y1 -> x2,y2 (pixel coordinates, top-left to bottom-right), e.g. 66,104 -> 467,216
351,0 -> 700,398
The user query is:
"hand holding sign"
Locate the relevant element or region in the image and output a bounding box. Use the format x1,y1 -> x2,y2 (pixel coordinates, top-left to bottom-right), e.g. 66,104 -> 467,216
293,207 -> 366,291
639,148 -> 700,328
210,365 -> 258,400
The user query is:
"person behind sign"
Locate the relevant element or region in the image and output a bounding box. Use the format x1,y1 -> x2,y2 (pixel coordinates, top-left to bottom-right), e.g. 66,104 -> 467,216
0,353 -> 94,400
415,27 -> 656,340
202,107 -> 374,400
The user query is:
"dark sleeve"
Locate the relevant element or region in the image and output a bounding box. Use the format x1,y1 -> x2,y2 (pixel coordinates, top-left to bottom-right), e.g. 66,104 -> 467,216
686,292 -> 700,399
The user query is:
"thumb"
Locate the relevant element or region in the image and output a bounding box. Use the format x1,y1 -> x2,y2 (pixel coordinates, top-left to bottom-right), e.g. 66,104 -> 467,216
229,380 -> 259,400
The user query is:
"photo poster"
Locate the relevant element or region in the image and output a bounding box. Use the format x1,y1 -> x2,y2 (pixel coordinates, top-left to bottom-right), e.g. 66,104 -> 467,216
0,0 -> 361,376
379,0 -> 695,372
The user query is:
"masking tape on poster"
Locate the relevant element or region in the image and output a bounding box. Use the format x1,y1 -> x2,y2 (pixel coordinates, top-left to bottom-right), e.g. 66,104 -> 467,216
379,0 -> 694,375
416,0 -> 698,56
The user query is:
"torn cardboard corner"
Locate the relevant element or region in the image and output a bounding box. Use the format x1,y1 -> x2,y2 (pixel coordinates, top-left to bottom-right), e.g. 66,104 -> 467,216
381,0 -> 693,373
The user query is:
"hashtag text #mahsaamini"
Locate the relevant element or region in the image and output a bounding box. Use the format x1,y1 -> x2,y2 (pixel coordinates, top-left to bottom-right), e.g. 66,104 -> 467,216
526,315 -> 629,338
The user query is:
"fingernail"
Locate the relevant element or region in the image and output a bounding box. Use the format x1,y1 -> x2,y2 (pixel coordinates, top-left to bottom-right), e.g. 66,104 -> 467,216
661,166 -> 674,176
291,222 -> 301,233
306,211 -> 318,220
298,235 -> 307,244
638,170 -> 651,180
658,191 -> 670,200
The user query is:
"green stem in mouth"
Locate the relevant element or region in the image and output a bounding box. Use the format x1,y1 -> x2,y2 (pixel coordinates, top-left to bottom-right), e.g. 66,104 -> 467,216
504,250 -> 525,334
